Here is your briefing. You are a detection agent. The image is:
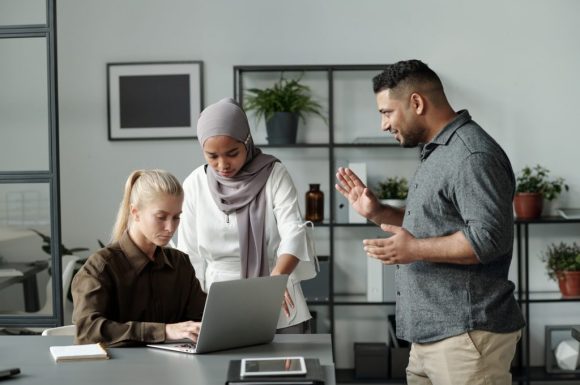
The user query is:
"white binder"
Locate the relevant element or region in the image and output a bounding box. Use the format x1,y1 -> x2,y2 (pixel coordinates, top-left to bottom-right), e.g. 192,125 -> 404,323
347,162 -> 367,224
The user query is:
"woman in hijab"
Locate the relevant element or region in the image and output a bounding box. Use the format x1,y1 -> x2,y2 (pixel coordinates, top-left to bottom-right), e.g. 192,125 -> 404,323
177,98 -> 316,333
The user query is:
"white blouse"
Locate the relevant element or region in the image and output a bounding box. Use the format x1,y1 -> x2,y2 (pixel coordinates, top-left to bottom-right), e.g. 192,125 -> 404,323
177,162 -> 316,329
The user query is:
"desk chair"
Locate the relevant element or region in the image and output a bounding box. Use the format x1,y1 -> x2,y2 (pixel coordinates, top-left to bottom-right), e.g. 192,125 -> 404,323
41,324 -> 76,336
37,255 -> 81,319
9,255 -> 80,317
3,255 -> 81,334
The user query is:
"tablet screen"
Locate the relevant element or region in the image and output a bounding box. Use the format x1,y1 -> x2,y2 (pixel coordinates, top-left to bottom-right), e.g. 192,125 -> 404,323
241,357 -> 306,377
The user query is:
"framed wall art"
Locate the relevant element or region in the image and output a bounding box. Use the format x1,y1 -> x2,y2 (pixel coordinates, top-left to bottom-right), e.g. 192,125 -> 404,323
107,61 -> 203,140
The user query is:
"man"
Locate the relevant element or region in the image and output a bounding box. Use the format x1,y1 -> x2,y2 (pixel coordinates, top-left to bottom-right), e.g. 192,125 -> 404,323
335,59 -> 525,385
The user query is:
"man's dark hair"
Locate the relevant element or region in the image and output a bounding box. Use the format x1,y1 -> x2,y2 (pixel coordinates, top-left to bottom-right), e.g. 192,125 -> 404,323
372,59 -> 443,94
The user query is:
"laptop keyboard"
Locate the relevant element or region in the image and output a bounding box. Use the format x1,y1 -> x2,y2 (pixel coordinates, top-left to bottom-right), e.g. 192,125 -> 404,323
175,343 -> 197,353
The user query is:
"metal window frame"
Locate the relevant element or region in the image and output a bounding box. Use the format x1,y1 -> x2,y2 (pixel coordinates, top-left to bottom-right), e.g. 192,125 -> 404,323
0,0 -> 62,328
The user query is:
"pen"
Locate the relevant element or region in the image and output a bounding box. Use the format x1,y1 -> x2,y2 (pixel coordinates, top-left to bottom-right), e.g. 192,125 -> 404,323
0,368 -> 20,379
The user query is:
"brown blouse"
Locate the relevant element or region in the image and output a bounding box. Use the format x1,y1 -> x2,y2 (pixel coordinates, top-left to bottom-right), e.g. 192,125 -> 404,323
71,231 -> 206,346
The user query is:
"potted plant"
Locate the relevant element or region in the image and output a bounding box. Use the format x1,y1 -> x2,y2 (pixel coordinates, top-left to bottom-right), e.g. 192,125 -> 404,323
375,177 -> 408,209
244,75 -> 326,145
542,242 -> 580,297
514,165 -> 568,220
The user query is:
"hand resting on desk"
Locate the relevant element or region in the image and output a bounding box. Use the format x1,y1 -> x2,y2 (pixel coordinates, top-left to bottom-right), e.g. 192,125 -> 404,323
166,321 -> 201,343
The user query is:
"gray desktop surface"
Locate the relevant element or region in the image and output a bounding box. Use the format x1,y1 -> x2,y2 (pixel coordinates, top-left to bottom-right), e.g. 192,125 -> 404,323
1,334 -> 334,385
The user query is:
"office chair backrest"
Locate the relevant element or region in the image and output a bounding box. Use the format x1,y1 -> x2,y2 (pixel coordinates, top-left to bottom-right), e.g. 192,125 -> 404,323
41,324 -> 76,336
39,255 -> 80,315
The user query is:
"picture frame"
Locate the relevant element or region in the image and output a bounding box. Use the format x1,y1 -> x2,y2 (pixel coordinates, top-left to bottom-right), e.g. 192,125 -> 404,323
107,61 -> 203,140
545,324 -> 580,373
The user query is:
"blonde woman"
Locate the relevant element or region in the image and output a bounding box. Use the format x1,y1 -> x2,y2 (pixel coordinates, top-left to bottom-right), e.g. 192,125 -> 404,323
72,170 -> 206,346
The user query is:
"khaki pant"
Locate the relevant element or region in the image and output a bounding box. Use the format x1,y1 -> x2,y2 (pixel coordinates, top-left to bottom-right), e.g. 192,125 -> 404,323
406,329 -> 522,385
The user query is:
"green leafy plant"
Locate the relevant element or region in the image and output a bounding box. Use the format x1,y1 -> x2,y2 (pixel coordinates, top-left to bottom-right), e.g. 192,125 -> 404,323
515,164 -> 568,201
244,75 -> 327,125
375,177 -> 409,200
541,242 -> 580,281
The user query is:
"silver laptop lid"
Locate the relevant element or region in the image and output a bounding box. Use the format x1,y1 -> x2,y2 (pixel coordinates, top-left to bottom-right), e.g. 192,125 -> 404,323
194,274 -> 288,353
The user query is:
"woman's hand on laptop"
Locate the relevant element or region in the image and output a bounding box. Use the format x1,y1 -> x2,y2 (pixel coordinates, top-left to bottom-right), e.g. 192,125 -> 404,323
165,321 -> 201,342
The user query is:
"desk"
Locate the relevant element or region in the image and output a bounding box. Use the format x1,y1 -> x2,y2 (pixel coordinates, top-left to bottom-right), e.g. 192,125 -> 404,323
0,261 -> 48,312
0,227 -> 36,243
0,334 -> 335,385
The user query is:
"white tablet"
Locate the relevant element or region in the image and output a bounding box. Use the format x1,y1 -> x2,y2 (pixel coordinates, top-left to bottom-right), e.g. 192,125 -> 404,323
240,356 -> 307,377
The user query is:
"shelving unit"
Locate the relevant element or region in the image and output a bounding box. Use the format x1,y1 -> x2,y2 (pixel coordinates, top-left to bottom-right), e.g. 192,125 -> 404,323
515,216 -> 580,384
235,65 -> 580,384
234,65 -> 410,380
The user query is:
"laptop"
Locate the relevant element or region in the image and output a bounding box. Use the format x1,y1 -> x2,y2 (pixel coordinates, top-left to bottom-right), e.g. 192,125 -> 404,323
147,274 -> 288,354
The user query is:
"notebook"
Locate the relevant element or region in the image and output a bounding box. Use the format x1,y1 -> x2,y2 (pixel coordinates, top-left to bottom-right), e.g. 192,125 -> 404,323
147,275 -> 288,354
49,343 -> 109,362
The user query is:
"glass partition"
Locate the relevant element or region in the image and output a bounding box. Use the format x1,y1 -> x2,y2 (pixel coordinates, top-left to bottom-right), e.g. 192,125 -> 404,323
0,182 -> 52,318
0,0 -> 58,329
0,0 -> 46,26
0,37 -> 50,172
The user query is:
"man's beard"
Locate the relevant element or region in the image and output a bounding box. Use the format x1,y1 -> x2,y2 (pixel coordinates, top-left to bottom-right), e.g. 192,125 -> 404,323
399,126 -> 424,148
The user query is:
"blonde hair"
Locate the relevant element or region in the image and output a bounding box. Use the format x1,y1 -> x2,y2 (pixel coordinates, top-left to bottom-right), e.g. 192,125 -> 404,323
111,169 -> 183,243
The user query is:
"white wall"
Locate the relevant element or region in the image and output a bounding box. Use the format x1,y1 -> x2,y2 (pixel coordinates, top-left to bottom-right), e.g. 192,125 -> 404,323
55,0 -> 580,367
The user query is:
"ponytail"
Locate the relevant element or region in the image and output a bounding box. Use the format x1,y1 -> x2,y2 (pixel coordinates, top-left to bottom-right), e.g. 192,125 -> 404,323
111,170 -> 143,243
110,169 -> 182,243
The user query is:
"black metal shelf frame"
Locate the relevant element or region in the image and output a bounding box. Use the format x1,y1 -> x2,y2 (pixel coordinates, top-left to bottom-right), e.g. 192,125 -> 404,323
515,217 -> 580,384
254,143 -> 401,149
232,66 -> 580,384
234,64 -> 394,362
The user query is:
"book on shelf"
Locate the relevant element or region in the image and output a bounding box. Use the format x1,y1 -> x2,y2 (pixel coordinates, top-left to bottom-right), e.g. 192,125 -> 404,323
334,159 -> 350,223
352,136 -> 398,144
49,343 -> 109,362
367,257 -> 384,302
558,208 -> 580,220
226,358 -> 325,385
347,162 -> 367,224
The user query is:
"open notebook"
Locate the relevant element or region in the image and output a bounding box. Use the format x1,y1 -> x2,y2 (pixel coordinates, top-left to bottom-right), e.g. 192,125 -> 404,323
148,275 -> 287,354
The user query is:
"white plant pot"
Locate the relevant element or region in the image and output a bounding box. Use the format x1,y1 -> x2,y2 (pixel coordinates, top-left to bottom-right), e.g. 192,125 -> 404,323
380,199 -> 406,209
542,199 -> 560,217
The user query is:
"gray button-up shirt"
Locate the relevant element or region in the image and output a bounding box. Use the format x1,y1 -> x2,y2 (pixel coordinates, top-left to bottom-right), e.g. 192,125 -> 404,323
397,110 -> 525,343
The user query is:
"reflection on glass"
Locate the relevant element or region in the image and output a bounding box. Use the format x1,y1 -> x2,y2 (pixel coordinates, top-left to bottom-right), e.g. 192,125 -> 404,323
0,183 -> 52,320
0,0 -> 46,26
0,37 -> 49,172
